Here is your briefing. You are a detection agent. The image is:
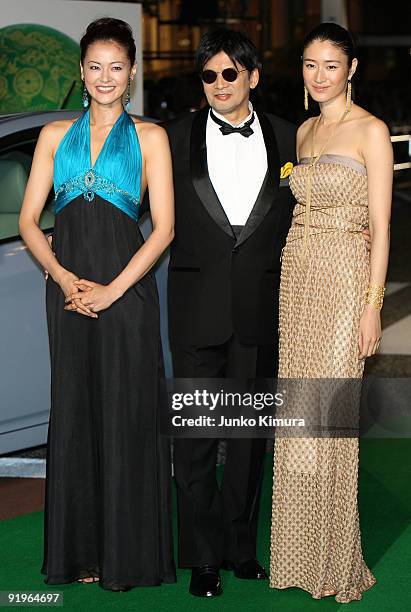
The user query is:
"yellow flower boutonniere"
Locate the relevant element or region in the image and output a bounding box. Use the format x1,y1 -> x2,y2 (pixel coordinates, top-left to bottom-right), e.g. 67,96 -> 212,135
280,162 -> 294,179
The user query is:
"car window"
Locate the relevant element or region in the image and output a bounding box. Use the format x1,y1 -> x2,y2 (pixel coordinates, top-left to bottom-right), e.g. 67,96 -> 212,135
0,131 -> 54,242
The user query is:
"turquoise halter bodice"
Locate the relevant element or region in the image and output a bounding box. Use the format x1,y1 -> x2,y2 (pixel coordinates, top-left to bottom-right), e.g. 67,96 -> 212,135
53,110 -> 142,222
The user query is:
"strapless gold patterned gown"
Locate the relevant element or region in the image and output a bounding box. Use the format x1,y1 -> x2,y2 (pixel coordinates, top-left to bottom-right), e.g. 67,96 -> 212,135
270,155 -> 376,602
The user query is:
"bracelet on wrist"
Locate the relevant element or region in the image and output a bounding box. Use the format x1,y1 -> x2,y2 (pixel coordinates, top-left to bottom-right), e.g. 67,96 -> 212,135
365,284 -> 385,310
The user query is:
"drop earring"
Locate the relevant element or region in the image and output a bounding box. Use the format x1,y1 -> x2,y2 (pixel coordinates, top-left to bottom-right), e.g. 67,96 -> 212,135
346,79 -> 352,112
125,77 -> 131,112
82,82 -> 89,108
304,85 -> 309,111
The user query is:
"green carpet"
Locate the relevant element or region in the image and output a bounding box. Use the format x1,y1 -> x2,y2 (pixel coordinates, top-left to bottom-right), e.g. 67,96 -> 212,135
0,440 -> 410,611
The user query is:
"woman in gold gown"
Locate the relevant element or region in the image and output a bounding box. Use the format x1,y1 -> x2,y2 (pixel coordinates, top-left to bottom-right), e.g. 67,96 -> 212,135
270,23 -> 393,603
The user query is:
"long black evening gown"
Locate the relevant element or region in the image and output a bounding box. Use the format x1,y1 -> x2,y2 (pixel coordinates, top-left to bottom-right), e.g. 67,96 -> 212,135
41,110 -> 176,590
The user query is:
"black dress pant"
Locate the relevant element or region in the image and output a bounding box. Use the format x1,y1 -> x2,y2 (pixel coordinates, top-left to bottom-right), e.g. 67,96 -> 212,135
172,334 -> 277,568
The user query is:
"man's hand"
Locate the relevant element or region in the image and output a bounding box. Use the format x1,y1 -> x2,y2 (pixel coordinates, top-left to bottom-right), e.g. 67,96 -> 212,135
362,228 -> 371,252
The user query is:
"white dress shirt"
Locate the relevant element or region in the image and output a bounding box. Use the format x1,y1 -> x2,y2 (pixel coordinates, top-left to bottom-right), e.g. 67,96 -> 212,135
206,103 -> 268,226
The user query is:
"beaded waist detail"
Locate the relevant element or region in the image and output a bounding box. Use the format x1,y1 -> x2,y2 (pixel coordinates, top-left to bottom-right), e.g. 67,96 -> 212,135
54,168 -> 140,221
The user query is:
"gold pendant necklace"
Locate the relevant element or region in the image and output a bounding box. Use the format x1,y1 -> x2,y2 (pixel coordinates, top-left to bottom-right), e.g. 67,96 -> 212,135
302,107 -> 351,261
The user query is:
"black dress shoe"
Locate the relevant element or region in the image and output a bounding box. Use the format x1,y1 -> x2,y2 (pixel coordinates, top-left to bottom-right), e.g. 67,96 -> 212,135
189,565 -> 222,597
221,559 -> 268,580
221,559 -> 234,571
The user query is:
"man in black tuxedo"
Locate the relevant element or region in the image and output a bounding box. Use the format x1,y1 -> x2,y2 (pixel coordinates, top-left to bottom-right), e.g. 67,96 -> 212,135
164,29 -> 296,597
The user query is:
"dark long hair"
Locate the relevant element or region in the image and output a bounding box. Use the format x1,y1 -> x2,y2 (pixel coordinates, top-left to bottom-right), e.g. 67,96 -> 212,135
303,22 -> 356,66
80,18 -> 136,65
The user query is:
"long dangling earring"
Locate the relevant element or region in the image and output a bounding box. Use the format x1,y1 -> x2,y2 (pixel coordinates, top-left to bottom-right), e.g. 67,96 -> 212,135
346,79 -> 352,112
304,85 -> 309,111
125,77 -> 131,112
82,82 -> 89,108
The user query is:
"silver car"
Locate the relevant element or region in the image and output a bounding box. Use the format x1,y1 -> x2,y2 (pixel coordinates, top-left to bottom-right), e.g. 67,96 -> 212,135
0,111 -> 78,454
0,111 -> 170,455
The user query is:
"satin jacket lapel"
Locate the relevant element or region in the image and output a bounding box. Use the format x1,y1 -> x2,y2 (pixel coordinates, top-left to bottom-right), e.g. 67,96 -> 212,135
190,107 -> 235,238
235,112 -> 281,247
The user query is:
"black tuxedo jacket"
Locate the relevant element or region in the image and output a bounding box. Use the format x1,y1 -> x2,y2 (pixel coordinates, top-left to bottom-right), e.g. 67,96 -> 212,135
164,106 -> 297,348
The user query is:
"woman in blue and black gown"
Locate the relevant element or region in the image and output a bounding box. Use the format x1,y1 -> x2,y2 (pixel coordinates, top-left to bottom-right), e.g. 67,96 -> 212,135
19,18 -> 176,591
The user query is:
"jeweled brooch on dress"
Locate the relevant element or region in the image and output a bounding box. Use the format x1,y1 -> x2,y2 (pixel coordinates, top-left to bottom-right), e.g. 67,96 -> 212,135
84,170 -> 96,201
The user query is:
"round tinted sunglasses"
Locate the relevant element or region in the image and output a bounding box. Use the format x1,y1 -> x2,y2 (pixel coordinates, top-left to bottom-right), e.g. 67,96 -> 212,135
200,68 -> 247,84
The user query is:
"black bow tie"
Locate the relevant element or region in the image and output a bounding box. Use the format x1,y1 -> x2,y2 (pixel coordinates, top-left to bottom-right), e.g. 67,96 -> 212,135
210,109 -> 255,138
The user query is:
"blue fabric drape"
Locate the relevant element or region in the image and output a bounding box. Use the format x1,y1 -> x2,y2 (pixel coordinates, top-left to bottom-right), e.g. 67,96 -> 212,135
53,110 -> 142,222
